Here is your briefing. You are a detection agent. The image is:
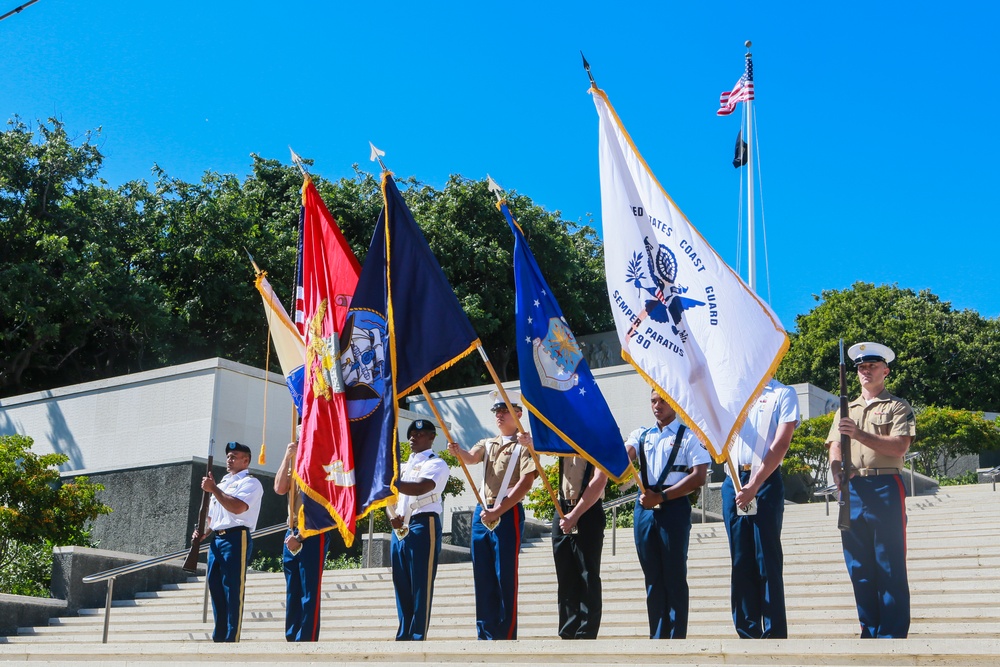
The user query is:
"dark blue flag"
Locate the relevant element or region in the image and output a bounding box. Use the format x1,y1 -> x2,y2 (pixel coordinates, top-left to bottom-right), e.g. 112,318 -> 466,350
502,201 -> 631,482
341,172 -> 481,519
382,174 -> 480,395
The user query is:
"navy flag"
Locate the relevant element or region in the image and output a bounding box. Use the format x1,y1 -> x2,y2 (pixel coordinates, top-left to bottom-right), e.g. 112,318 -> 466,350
501,201 -> 631,482
342,172 -> 481,519
341,210 -> 395,520
382,173 -> 480,395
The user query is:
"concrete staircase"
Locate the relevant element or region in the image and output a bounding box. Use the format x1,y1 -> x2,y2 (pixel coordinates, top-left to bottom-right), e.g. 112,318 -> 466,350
2,483 -> 999,665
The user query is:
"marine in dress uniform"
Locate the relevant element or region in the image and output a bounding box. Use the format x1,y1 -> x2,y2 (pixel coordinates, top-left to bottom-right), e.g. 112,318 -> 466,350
273,439 -> 332,642
624,390 -> 711,639
193,441 -> 264,643
721,378 -> 799,638
551,454 -> 608,639
826,342 -> 916,639
390,419 -> 450,641
448,391 -> 538,640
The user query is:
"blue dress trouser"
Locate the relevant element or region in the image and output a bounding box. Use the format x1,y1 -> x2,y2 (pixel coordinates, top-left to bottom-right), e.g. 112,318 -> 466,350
841,474 -> 910,638
391,513 -> 442,641
282,529 -> 331,642
721,469 -> 787,638
551,502 -> 605,639
471,503 -> 524,640
207,528 -> 252,642
634,496 -> 691,639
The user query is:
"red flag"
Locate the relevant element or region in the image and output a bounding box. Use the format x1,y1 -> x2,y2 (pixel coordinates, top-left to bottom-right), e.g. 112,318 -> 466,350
295,176 -> 362,545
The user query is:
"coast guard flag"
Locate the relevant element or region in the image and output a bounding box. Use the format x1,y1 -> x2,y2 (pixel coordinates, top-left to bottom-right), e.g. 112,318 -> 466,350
592,87 -> 788,461
501,202 -> 631,482
343,171 -> 480,519
254,270 -> 306,414
295,176 -> 362,544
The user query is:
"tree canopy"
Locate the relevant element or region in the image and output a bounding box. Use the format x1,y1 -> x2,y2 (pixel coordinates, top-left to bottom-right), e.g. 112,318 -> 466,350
776,282 -> 1000,411
0,119 -> 610,397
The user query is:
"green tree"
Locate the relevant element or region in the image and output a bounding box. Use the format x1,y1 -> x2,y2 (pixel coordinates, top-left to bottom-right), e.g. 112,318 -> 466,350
0,434 -> 112,595
525,458 -> 638,525
910,408 -> 1000,477
783,412 -> 834,491
777,282 -> 1000,411
0,118 -> 168,394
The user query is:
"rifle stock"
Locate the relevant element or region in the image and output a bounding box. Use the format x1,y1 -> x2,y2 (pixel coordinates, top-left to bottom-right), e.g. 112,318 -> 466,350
837,340 -> 852,532
183,452 -> 214,572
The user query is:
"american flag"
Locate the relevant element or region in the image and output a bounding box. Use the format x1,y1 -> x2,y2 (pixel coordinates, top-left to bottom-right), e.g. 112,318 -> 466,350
717,56 -> 754,116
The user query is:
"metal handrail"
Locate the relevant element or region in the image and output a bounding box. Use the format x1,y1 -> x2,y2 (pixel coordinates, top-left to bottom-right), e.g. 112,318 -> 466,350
82,522 -> 288,643
813,483 -> 839,516
984,465 -> 1000,492
904,451 -> 920,496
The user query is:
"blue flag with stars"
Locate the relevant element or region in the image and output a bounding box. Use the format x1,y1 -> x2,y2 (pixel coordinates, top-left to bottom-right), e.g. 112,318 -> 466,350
501,201 -> 630,482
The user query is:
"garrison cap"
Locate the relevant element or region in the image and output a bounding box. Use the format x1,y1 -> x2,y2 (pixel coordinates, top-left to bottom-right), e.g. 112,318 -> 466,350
848,342 -> 895,365
490,390 -> 521,412
225,441 -> 252,456
407,419 -> 436,437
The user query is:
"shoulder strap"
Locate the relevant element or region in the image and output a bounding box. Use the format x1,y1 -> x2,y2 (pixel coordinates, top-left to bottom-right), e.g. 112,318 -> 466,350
654,424 -> 686,489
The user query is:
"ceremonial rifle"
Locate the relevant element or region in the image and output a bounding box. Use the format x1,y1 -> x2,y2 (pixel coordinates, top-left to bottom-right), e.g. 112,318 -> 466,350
837,340 -> 852,532
183,440 -> 214,572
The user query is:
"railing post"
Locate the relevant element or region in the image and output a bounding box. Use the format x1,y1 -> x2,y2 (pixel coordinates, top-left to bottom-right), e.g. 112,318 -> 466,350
611,506 -> 617,557
102,576 -> 115,644
365,513 -> 374,568
202,572 -> 210,623
701,476 -> 708,523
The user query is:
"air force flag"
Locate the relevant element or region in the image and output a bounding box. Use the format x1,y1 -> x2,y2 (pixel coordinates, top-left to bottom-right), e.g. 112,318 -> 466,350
501,201 -> 630,482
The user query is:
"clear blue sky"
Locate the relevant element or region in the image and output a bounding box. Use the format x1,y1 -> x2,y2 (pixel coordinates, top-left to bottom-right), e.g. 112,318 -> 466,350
4,1 -> 998,331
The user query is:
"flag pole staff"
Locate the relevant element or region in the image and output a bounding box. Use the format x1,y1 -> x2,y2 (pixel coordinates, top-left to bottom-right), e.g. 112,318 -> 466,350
0,0 -> 39,22
743,41 -> 755,293
581,51 -> 598,90
418,383 -> 488,509
475,343 -> 566,521
483,178 -> 567,521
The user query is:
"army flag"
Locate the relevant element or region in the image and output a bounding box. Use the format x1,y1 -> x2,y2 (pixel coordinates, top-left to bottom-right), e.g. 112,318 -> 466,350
501,201 -> 630,482
295,176 -> 361,544
593,87 -> 788,461
254,270 -> 306,414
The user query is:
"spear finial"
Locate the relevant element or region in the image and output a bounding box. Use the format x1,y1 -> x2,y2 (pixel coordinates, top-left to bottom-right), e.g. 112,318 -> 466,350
369,142 -> 388,171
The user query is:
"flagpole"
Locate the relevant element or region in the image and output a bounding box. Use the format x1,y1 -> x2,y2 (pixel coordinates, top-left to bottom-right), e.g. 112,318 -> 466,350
418,382 -> 488,510
475,343 -> 566,521
744,41 -> 755,293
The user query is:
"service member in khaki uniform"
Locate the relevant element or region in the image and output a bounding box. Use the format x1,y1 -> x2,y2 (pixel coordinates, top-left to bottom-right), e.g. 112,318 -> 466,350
826,342 -> 916,639
448,391 -> 537,640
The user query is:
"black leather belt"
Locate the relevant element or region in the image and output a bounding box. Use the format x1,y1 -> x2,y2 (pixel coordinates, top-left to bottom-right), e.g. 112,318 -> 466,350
215,527 -> 249,536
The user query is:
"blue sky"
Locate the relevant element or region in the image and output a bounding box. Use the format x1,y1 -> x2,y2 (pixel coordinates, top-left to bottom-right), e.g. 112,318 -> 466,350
3,1 -> 998,331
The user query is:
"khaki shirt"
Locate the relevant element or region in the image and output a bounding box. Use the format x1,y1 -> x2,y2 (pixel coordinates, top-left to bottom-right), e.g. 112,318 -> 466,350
560,456 -> 605,502
826,389 -> 916,471
470,435 -> 537,504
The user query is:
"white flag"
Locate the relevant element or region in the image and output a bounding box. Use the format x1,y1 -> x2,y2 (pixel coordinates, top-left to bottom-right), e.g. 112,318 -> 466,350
593,88 -> 788,460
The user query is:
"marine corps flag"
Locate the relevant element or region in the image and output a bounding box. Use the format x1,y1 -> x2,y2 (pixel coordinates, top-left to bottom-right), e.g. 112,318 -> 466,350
295,176 -> 362,544
342,171 -> 480,519
592,87 -> 788,461
500,201 -> 630,482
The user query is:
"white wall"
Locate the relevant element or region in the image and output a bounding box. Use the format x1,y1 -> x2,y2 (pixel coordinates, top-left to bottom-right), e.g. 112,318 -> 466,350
0,358 -> 296,475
